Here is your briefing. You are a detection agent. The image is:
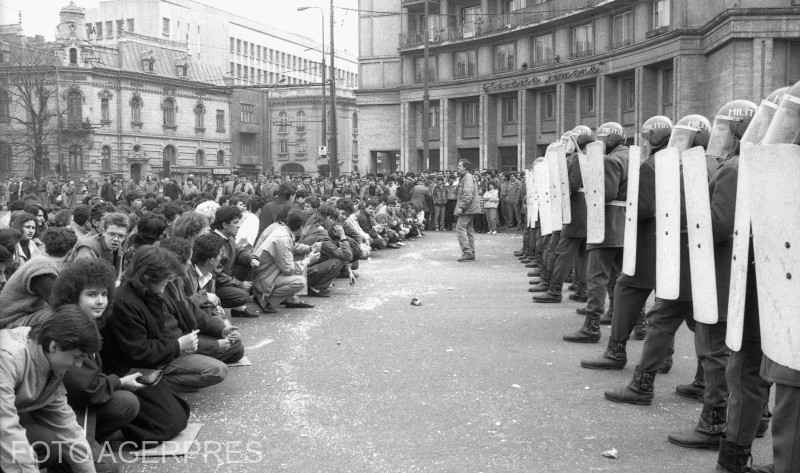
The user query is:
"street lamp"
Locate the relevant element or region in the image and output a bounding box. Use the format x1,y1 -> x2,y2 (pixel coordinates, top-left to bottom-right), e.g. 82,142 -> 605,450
297,6 -> 327,174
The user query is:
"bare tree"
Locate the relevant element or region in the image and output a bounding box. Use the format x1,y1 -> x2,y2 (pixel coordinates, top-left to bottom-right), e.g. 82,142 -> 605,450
0,36 -> 61,179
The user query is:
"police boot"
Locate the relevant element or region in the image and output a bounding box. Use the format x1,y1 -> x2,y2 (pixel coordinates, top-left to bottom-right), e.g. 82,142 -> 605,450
676,360 -> 705,402
667,403 -> 726,450
714,436 -> 752,473
749,465 -> 774,473
580,339 -> 626,370
529,277 -> 543,285
513,250 -> 526,257
604,366 -> 656,405
528,282 -> 550,293
599,298 -> 614,325
755,404 -> 771,438
633,309 -> 646,340
563,313 -> 601,343
657,347 -> 674,374
527,268 -> 542,277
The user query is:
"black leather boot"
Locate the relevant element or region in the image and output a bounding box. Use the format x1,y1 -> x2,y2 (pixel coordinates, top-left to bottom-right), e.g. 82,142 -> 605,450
563,313 -> 601,343
714,436 -> 751,473
676,360 -> 705,402
604,366 -> 656,405
581,339 -> 626,370
668,403 -> 726,450
599,298 -> 614,325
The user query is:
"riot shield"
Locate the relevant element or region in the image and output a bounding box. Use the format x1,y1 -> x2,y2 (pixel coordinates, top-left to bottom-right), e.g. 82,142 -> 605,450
526,168 -> 536,228
682,146 -> 718,324
556,144 -> 572,225
546,145 -> 563,229
584,141 -> 606,244
534,161 -> 553,235
622,145 -> 641,276
655,147 -> 681,299
726,143 -> 754,350
744,144 -> 800,371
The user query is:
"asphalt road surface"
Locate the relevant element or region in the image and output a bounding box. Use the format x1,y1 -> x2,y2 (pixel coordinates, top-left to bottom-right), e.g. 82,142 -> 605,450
117,230 -> 773,473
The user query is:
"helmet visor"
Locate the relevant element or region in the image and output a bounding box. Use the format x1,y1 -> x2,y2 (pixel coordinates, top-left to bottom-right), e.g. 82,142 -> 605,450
667,125 -> 700,153
762,94 -> 800,145
740,100 -> 779,145
706,116 -> 740,161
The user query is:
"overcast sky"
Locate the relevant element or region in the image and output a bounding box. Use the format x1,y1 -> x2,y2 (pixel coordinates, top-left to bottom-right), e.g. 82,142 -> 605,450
0,0 -> 360,55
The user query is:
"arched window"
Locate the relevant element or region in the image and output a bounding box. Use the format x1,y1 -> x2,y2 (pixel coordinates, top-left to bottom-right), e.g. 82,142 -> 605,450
195,149 -> 204,166
295,111 -> 305,133
101,146 -> 111,172
162,98 -> 175,126
101,98 -> 110,122
216,150 -> 225,166
67,91 -> 82,127
194,103 -> 205,130
163,145 -> 176,165
352,112 -> 358,135
69,48 -> 78,65
69,145 -> 82,170
0,141 -> 11,172
130,96 -> 142,123
278,111 -> 288,133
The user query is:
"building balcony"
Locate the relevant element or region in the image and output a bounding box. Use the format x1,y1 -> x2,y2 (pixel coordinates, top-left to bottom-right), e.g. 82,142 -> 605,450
238,123 -> 260,134
236,154 -> 260,165
399,0 -> 608,49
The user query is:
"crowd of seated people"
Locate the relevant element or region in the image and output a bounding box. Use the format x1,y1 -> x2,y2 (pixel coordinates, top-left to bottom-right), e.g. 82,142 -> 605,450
0,171 -> 448,472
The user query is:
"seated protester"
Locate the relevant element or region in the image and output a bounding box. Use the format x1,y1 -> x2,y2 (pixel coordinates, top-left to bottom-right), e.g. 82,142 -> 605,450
228,196 -> 246,213
70,204 -> 93,237
293,190 -> 308,210
86,201 -> 118,237
252,208 -> 318,309
0,245 -> 12,292
49,208 -> 72,228
118,191 -> 143,216
73,212 -> 130,285
23,203 -> 48,241
299,203 -> 354,296
400,202 -> 422,238
158,237 -> 245,364
209,206 -> 259,318
49,261 -> 143,449
10,212 -> 41,271
122,213 -> 168,271
154,202 -> 183,234
302,195 -> 321,220
356,199 -> 387,250
0,228 -> 22,281
0,306 -> 101,473
0,227 -> 78,328
235,196 -> 265,250
375,196 -> 407,243
101,245 -> 228,393
171,211 -> 210,244
337,198 -> 369,262
370,199 -> 400,248
256,182 -> 296,242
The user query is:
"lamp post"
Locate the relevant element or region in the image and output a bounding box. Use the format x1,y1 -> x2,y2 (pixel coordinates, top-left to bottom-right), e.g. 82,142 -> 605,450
297,6 -> 328,175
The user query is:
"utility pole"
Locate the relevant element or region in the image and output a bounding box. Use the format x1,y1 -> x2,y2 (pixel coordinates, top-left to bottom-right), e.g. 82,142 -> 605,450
422,0 -> 430,172
328,0 -> 338,177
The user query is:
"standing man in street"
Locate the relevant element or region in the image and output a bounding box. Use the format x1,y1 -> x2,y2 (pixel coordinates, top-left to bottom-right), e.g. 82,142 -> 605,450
454,159 -> 481,262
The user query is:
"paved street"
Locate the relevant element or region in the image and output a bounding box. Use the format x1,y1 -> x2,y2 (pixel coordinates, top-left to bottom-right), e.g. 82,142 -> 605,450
120,230 -> 772,473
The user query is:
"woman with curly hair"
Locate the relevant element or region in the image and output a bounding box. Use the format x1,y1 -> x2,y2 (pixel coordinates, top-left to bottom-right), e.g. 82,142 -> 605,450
10,212 -> 41,269
23,203 -> 48,240
170,211 -> 209,244
0,227 -> 21,280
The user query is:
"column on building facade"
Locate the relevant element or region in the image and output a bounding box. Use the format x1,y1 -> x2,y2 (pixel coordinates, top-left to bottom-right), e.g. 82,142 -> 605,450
598,74 -> 610,125
441,97 -> 456,172
752,38 -> 774,100
523,88 -> 537,167
400,100 -> 413,172
479,92 -> 497,171
639,65 -> 659,129
516,88 -> 526,171
557,82 -> 572,135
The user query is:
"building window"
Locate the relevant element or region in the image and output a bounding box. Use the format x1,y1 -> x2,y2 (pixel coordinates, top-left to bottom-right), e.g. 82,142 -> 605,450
69,48 -> 78,65
278,111 -> 288,133
95,22 -> 102,38
653,0 -> 670,29
351,112 -> 358,135
163,145 -> 176,165
69,145 -> 82,170
130,96 -> 142,123
541,91 -> 555,120
571,23 -> 593,58
229,37 -> 235,53
580,85 -> 596,116
414,57 -> 436,83
177,65 -> 188,78
454,50 -> 476,79
0,142 -> 11,172
216,110 -> 225,132
100,97 -> 109,122
296,139 -> 307,154
788,42 -> 800,84
162,17 -> 170,36
532,34 -> 554,66
279,139 -> 289,154
116,20 -> 123,37
502,97 -> 518,124
126,19 -> 134,33
105,21 -> 112,38
194,149 -> 204,166
463,101 -> 479,127
296,111 -> 306,133
428,105 -> 440,128
67,91 -> 82,127
217,150 -> 225,165
241,104 -> 254,123
194,103 -> 205,130
142,59 -> 154,72
662,69 -> 674,105
612,11 -> 632,49
101,146 -> 111,172
352,140 -> 358,156
241,135 -> 255,156
494,42 -> 515,73
622,78 -> 636,111
0,89 -> 9,121
162,98 -> 175,126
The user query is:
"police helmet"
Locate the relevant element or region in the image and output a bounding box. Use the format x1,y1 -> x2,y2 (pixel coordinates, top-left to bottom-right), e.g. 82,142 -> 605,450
667,114 -> 711,153
641,116 -> 674,148
707,100 -> 758,161
596,122 -> 626,153
571,125 -> 594,151
741,87 -> 790,145
763,79 -> 800,145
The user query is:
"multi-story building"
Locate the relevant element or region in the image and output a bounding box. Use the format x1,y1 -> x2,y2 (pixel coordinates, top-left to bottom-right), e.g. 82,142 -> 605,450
0,1 -> 232,183
84,0 -> 360,175
356,0 -> 800,173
